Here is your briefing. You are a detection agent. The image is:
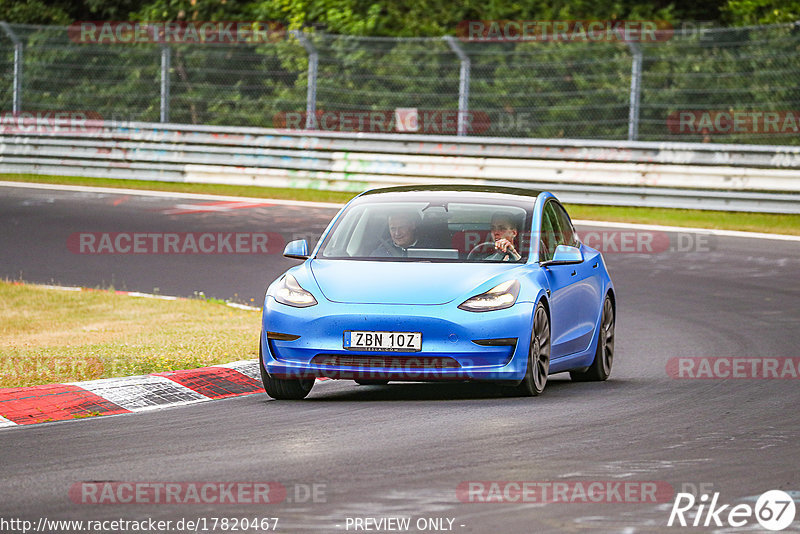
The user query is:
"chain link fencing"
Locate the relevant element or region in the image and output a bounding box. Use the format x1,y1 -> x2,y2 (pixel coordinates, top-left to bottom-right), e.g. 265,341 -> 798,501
1,21 -> 799,144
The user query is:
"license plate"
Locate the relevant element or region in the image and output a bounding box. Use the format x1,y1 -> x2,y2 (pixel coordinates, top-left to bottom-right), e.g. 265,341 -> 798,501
344,331 -> 422,352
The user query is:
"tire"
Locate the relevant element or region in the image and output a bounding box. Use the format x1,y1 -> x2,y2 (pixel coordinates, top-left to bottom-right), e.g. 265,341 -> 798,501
259,335 -> 314,400
514,302 -> 550,396
570,295 -> 615,382
354,379 -> 389,386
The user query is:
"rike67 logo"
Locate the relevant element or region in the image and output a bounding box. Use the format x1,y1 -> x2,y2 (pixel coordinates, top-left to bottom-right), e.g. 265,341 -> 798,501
668,490 -> 796,531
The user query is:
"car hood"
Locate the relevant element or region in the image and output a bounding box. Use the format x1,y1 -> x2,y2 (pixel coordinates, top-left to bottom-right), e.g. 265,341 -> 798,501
309,259 -> 519,305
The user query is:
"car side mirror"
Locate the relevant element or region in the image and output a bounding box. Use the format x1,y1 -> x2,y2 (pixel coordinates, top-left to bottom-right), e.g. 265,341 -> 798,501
283,239 -> 309,260
542,244 -> 583,266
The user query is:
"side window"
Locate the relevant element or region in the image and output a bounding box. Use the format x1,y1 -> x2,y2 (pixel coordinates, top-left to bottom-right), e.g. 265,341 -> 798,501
552,202 -> 579,248
539,202 -> 559,262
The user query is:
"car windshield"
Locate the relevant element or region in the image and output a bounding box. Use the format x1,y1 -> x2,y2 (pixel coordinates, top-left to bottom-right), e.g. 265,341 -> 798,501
318,193 -> 534,262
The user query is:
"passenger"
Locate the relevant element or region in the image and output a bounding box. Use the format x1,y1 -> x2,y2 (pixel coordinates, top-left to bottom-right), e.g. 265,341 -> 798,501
372,211 -> 422,257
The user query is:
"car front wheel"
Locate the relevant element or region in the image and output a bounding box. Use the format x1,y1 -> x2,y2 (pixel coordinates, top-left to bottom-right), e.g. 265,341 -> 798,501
514,302 -> 550,396
259,336 -> 314,399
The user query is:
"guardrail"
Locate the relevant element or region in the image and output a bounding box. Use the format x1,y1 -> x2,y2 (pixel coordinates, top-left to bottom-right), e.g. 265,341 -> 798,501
2,120 -> 799,213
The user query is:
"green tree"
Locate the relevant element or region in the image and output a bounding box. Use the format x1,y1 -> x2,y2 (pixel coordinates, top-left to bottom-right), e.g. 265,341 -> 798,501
0,0 -> 70,25
722,0 -> 800,24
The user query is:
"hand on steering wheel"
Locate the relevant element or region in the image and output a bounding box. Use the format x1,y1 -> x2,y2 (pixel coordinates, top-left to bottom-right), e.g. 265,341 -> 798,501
467,240 -> 521,261
467,241 -> 497,260
494,238 -> 520,259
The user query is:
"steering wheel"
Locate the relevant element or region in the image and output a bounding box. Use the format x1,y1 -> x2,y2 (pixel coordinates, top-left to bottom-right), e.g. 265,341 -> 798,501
467,241 -> 498,260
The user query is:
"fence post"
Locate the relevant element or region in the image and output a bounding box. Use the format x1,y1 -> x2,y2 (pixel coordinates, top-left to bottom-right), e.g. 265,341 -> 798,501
160,44 -> 171,123
627,41 -> 642,141
444,36 -> 471,136
0,22 -> 23,114
291,30 -> 318,130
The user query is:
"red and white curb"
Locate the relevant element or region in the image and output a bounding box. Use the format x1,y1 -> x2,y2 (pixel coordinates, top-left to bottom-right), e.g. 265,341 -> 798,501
0,360 -> 331,427
0,285 -> 272,427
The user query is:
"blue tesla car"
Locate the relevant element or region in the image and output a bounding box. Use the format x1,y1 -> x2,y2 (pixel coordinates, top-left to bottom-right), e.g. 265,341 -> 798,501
260,185 -> 615,399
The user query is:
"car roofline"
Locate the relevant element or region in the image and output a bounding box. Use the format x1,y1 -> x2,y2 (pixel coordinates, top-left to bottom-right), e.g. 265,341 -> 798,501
357,184 -> 543,199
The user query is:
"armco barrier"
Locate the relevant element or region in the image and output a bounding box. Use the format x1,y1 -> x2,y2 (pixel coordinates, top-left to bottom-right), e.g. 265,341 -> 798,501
1,120 -> 799,213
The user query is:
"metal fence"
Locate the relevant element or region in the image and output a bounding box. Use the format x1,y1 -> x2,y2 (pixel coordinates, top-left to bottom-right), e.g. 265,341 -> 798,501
2,120 -> 799,212
1,22 -> 799,144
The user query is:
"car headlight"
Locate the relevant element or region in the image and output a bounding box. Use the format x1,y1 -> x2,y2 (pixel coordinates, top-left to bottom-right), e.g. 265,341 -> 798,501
272,274 -> 318,307
458,280 -> 520,312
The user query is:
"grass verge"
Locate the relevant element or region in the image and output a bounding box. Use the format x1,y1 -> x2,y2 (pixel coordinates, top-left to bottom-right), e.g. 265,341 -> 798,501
0,280 -> 261,388
2,173 -> 799,235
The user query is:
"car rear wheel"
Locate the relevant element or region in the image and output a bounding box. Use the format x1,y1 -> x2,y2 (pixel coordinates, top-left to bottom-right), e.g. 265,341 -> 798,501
514,302 -> 550,396
354,379 -> 389,385
259,336 -> 314,400
570,295 -> 614,382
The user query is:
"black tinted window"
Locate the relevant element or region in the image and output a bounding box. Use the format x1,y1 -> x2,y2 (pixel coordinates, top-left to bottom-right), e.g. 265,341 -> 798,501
540,202 -> 559,262
552,202 -> 579,248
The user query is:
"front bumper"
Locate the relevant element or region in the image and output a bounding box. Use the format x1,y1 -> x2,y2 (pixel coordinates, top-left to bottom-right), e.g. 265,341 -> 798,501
261,297 -> 535,381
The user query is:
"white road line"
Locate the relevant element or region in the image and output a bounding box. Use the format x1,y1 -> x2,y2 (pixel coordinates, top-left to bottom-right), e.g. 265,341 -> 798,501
2,181 -> 797,241
0,180 -> 345,209
226,302 -> 261,311
37,284 -> 82,291
163,201 -> 277,214
123,291 -> 179,300
572,219 -> 800,242
29,283 -> 261,309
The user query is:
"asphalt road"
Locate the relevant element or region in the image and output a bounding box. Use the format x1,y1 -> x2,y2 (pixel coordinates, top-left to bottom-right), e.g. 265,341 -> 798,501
1,184 -> 799,533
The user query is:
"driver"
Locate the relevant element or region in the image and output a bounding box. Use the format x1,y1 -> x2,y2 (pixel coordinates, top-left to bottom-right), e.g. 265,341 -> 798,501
372,210 -> 422,257
484,212 -> 522,261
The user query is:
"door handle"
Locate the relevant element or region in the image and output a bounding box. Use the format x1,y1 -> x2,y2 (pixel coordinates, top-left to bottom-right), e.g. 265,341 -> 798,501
593,262 -> 598,268
571,270 -> 577,276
